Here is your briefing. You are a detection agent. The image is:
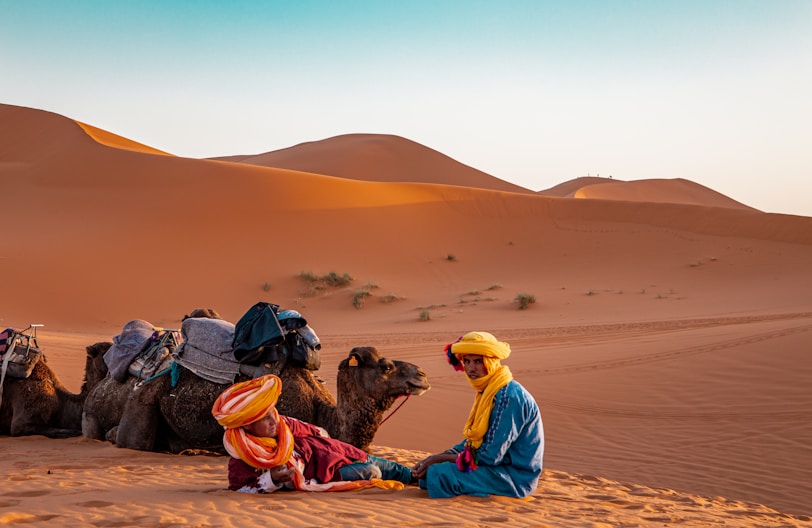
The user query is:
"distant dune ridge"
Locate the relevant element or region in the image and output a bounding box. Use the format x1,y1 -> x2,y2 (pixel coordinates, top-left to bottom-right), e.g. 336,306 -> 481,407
1,103 -> 811,525
210,133 -> 534,193
537,175 -> 757,210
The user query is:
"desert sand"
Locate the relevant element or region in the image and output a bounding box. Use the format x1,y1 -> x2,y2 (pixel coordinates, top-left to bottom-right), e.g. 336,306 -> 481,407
1,103 -> 811,526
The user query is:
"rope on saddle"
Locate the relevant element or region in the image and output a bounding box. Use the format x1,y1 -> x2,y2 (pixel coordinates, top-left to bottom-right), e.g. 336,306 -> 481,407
136,360 -> 182,388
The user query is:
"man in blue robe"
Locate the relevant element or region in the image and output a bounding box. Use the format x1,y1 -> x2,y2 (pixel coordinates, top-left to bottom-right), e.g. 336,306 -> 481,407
412,331 -> 543,498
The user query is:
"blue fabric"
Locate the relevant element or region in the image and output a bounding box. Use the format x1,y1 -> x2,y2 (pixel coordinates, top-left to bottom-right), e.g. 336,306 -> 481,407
424,380 -> 543,498
338,455 -> 413,484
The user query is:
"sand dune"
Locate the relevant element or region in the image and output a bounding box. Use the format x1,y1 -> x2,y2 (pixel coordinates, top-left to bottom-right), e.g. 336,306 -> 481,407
538,176 -> 609,197
210,132 -> 533,193
2,103 -> 811,523
540,176 -> 757,210
573,177 -> 758,210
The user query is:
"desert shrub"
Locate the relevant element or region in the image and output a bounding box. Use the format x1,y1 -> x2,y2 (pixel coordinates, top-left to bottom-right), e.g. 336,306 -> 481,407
298,269 -> 353,296
352,289 -> 372,309
419,309 -> 431,321
300,270 -> 318,283
515,293 -> 536,310
446,254 -> 457,262
379,294 -> 401,303
263,281 -> 270,292
322,271 -> 353,287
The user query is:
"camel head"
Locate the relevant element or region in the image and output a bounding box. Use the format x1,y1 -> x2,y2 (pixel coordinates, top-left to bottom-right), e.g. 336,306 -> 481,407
337,346 -> 430,411
80,341 -> 112,395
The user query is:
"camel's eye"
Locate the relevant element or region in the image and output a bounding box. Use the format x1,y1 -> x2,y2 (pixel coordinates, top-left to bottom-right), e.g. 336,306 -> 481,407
380,359 -> 395,373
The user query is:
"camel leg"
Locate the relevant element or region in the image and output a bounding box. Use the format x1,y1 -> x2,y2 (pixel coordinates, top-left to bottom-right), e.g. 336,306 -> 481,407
82,377 -> 138,442
11,422 -> 82,438
81,409 -> 106,440
114,381 -> 162,451
11,400 -> 80,438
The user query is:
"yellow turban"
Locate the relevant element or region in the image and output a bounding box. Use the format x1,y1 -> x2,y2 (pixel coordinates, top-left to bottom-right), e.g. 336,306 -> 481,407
211,374 -> 282,430
451,331 -> 511,361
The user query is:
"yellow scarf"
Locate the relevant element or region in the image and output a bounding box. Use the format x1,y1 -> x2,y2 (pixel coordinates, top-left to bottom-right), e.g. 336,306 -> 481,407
449,331 -> 513,450
463,359 -> 513,448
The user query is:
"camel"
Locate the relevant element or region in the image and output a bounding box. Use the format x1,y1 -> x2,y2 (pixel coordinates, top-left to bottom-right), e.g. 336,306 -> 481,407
1,342 -> 111,438
82,308 -> 221,444
91,343 -> 430,454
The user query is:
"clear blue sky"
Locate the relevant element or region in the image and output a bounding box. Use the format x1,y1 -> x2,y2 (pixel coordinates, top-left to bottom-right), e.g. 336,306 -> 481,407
2,0 -> 811,216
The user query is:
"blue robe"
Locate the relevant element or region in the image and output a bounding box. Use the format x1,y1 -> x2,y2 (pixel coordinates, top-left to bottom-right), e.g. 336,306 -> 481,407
423,380 -> 543,498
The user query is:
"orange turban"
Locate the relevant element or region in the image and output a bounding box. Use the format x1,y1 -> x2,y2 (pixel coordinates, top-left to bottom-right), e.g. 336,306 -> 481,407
212,374 -> 282,430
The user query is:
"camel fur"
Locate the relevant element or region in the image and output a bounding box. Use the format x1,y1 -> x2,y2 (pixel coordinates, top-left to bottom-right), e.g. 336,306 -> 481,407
1,342 -> 110,438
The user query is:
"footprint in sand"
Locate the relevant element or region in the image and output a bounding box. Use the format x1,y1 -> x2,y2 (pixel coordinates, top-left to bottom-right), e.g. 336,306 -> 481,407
327,511 -> 373,519
6,475 -> 34,482
59,480 -> 88,488
585,494 -> 626,502
481,515 -> 511,523
75,500 -> 115,508
3,490 -> 50,498
0,512 -> 60,523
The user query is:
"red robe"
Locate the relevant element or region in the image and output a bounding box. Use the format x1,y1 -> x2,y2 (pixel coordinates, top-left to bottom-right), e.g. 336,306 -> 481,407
227,416 -> 367,491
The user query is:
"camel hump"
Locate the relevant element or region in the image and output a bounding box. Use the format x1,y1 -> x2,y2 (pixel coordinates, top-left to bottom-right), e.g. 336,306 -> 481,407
180,318 -> 235,355
172,317 -> 241,385
104,320 -> 155,382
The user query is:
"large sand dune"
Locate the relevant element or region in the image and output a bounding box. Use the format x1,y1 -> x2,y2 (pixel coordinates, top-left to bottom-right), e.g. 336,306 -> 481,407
1,103 -> 811,525
210,132 -> 533,193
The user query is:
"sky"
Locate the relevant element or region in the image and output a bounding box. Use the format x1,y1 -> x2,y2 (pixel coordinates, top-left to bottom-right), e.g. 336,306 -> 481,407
2,0 -> 811,217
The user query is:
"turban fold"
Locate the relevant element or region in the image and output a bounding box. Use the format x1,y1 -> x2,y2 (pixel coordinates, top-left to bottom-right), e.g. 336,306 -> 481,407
212,374 -> 292,471
212,374 -> 282,430
450,331 -> 510,360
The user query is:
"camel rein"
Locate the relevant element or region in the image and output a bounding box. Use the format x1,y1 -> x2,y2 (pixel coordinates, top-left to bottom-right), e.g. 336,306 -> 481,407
379,392 -> 411,426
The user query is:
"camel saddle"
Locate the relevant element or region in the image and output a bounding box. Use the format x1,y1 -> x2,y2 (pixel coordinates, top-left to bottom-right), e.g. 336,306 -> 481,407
171,317 -> 266,384
128,328 -> 181,381
0,327 -> 43,380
